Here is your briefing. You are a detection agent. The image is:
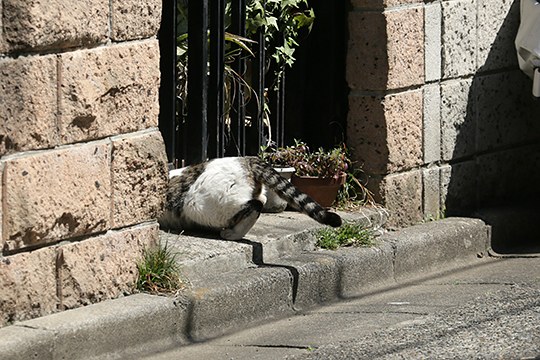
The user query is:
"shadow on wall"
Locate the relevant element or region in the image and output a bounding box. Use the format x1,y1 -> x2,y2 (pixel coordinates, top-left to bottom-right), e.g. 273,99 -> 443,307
444,0 -> 540,251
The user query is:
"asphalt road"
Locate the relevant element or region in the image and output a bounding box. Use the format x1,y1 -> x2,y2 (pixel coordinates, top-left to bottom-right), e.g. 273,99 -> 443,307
143,257 -> 540,360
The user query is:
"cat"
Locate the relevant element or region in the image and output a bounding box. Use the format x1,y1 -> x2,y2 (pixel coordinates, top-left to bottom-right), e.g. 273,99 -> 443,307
159,156 -> 342,240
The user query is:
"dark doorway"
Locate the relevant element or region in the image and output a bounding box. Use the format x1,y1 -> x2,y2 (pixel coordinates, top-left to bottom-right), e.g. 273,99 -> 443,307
284,0 -> 349,149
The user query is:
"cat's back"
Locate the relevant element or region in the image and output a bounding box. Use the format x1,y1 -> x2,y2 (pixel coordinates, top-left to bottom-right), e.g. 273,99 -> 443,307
166,157 -> 258,229
189,157 -> 255,200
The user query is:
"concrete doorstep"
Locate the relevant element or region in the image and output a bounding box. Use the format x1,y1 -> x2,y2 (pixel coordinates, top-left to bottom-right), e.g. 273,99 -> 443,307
0,209 -> 490,360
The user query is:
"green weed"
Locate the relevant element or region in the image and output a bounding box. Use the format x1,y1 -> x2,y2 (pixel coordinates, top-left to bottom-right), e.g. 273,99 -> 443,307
316,223 -> 374,250
136,241 -> 184,294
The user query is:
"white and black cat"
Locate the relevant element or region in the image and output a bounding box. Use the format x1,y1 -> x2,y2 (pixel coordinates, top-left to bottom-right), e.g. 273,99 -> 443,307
159,156 -> 342,240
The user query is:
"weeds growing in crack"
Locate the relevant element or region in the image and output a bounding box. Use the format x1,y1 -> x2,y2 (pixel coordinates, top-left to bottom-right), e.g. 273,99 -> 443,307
136,241 -> 185,294
316,222 -> 375,250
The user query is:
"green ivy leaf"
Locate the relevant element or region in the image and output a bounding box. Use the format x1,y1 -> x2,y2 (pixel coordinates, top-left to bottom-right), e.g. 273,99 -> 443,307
266,16 -> 279,30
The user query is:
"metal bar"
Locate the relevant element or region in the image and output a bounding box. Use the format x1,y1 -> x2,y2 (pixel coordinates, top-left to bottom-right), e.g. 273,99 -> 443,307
276,72 -> 286,147
186,0 -> 209,164
157,0 -> 178,166
228,0 -> 247,156
246,19 -> 266,155
208,0 -> 225,158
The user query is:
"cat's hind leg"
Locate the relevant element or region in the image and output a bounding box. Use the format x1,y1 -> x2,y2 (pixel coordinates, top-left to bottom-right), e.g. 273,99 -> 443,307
220,200 -> 263,240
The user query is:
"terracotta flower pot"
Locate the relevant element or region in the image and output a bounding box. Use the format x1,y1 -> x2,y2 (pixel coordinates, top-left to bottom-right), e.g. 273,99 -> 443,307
291,173 -> 347,208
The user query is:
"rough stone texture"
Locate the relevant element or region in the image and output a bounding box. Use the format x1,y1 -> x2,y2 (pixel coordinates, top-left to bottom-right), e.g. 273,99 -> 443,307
476,145 -> 540,207
0,247 -> 58,327
440,161 -> 477,215
423,84 -> 441,164
0,55 -> 58,156
276,255 -> 341,310
111,0 -> 163,41
19,293 -> 189,360
59,223 -> 159,310
441,0 -> 477,79
348,90 -> 423,175
423,167 -> 441,220
440,78 -> 474,161
111,130 -> 168,228
350,0 -> 422,9
385,7 -> 424,89
369,170 -> 423,228
386,218 -> 489,279
347,8 -> 424,91
189,268 -> 294,341
58,40 -> 161,144
0,325 -> 55,360
2,141 -> 111,251
475,71 -> 540,152
1,162 -> 3,250
0,1 -> 6,54
2,0 -> 108,51
347,12 -> 387,91
477,0 -> 520,72
336,242 -> 395,298
424,2 -> 442,82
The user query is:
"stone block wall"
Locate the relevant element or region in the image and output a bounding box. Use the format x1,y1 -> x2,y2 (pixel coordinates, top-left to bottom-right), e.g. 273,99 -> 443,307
0,0 -> 167,326
347,0 -> 540,227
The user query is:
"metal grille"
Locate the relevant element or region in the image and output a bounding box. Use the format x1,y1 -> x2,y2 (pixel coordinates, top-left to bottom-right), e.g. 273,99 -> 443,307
159,0 -> 286,167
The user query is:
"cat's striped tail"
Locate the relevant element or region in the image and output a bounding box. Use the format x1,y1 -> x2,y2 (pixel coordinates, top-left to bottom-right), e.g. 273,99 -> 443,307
249,157 -> 342,227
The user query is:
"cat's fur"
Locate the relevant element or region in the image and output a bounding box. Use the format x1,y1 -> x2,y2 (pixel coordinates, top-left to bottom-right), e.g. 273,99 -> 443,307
159,156 -> 342,240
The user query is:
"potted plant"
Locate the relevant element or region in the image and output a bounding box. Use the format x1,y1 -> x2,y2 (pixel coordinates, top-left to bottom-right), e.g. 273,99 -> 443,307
262,140 -> 350,208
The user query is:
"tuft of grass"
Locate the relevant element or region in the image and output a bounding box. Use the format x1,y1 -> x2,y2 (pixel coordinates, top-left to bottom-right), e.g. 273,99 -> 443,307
136,241 -> 184,294
316,223 -> 375,250
335,168 -> 376,210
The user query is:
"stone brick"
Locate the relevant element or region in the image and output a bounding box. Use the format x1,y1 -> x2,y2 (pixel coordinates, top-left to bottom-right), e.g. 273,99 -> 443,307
2,141 -> 112,251
58,40 -> 161,144
423,83 -> 441,164
2,0 -> 108,51
58,223 -> 159,309
385,8 -> 424,89
0,1 -> 7,54
424,2 -> 442,82
348,90 -> 423,175
347,7 -> 424,91
368,170 -> 423,228
477,145 -> 540,207
440,161 -> 477,215
111,130 -> 168,228
111,0 -> 163,41
441,0 -> 477,79
350,0 -> 422,9
477,0 -> 519,72
0,247 -> 58,327
1,162 -> 3,251
347,12 -> 386,91
423,166 -> 441,220
475,71 -> 540,153
0,55 -> 58,156
440,78 -> 474,161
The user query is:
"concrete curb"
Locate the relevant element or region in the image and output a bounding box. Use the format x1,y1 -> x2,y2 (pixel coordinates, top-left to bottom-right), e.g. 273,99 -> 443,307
0,216 -> 490,360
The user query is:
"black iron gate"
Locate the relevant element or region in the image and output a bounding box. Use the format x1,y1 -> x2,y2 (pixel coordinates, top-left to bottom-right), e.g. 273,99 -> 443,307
158,0 -> 286,168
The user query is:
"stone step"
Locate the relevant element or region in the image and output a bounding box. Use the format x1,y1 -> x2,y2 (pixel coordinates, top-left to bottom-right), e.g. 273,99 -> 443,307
0,217 -> 491,360
159,207 -> 388,282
